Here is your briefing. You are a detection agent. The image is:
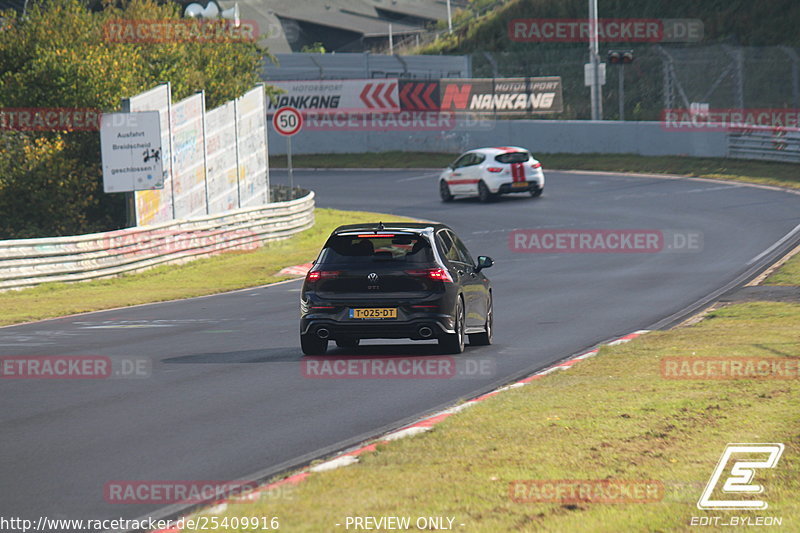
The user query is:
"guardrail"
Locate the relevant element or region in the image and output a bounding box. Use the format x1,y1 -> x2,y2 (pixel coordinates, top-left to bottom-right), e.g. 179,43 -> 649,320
728,127 -> 800,163
0,191 -> 314,292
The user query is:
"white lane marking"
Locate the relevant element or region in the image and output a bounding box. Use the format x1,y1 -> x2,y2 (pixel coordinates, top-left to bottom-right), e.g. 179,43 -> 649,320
398,172 -> 440,182
535,367 -> 563,375
747,223 -> 800,265
492,382 -> 526,393
309,455 -> 359,472
557,169 -> 800,196
384,426 -> 431,441
81,324 -> 174,329
612,184 -> 741,201
438,402 -> 478,415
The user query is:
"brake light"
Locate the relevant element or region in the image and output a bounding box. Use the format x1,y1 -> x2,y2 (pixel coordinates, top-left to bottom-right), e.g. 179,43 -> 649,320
356,234 -> 396,238
306,270 -> 340,283
531,162 -> 542,169
487,167 -> 503,173
405,268 -> 453,282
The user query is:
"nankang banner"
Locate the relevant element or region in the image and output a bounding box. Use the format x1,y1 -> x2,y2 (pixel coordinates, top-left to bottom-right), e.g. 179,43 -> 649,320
266,79 -> 399,114
265,77 -> 562,116
438,77 -> 563,115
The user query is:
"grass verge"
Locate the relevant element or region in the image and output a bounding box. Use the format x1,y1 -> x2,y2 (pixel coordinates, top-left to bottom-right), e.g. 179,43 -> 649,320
765,249 -> 800,285
269,152 -> 800,190
188,301 -> 800,532
0,208 -> 417,327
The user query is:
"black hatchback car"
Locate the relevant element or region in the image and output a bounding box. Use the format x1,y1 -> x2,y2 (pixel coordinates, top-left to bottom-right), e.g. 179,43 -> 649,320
300,222 -> 494,355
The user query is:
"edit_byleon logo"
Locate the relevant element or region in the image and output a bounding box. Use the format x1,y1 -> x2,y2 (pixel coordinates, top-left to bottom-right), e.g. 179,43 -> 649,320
697,443 -> 784,511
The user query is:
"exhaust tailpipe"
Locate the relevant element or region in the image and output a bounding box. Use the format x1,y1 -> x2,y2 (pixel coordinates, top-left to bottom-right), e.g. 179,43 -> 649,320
316,328 -> 330,339
418,326 -> 433,339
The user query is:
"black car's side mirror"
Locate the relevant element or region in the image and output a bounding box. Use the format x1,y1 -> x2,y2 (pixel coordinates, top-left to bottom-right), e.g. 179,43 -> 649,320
476,256 -> 494,271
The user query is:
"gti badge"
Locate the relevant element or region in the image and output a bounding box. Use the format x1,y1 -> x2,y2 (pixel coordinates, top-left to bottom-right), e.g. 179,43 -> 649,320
367,272 -> 379,289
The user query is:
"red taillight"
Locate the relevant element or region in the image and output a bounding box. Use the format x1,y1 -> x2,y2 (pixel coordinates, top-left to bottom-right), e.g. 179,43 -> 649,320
531,162 -> 542,169
306,270 -> 340,283
487,167 -> 503,173
405,268 -> 453,282
356,234 -> 396,238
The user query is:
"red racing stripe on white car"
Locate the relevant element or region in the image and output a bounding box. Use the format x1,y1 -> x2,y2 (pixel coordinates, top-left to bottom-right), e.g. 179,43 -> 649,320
511,163 -> 524,182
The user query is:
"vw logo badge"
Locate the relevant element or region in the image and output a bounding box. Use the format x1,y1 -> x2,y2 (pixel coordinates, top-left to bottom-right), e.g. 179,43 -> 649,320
367,272 -> 379,283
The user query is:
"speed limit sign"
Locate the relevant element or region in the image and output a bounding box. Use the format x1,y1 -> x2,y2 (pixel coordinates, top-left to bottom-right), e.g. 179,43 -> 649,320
272,106 -> 303,136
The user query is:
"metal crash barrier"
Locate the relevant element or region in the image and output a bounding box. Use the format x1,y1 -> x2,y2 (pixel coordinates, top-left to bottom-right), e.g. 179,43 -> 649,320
0,191 -> 314,292
728,127 -> 800,163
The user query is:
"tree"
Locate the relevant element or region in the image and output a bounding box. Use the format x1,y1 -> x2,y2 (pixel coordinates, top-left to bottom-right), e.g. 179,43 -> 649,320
0,0 -> 267,238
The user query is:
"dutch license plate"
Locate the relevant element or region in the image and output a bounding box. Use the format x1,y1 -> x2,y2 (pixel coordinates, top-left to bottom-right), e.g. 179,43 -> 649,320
512,181 -> 528,188
350,308 -> 397,319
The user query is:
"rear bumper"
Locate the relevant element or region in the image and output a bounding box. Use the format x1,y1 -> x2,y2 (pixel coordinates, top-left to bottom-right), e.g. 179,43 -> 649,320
301,316 -> 455,340
301,284 -> 459,341
496,181 -> 543,194
486,170 -> 544,194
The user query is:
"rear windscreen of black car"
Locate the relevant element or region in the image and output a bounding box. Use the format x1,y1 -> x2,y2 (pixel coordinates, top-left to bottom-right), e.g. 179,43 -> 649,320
319,235 -> 434,265
495,152 -> 530,164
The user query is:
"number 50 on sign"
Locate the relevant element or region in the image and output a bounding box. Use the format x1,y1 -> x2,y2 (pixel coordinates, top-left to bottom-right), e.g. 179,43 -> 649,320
272,106 -> 303,136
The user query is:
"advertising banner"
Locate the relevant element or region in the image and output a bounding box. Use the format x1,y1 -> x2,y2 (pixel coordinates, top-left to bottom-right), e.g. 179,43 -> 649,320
205,101 -> 239,214
438,77 -> 563,115
170,93 -> 207,220
266,79 -> 400,114
128,84 -> 173,226
236,87 -> 269,207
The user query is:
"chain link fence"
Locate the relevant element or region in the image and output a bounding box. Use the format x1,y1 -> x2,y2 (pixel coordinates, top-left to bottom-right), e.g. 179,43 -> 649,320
472,45 -> 800,121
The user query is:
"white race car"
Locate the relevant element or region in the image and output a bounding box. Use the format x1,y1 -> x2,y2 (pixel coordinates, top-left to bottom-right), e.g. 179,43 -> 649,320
439,146 -> 545,203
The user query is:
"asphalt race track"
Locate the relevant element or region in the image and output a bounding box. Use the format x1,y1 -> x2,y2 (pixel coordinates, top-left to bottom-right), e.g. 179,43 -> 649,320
1,169 -> 799,530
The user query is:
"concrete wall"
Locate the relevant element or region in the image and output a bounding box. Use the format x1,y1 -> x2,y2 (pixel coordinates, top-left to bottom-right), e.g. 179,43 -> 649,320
268,120 -> 729,157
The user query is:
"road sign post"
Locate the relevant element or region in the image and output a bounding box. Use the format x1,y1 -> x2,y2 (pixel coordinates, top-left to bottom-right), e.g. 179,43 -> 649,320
100,111 -> 164,193
288,136 -> 294,195
272,106 -> 303,196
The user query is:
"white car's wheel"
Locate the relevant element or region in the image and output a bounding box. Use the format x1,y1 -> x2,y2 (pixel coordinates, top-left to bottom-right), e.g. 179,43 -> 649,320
478,181 -> 495,203
440,180 -> 454,202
